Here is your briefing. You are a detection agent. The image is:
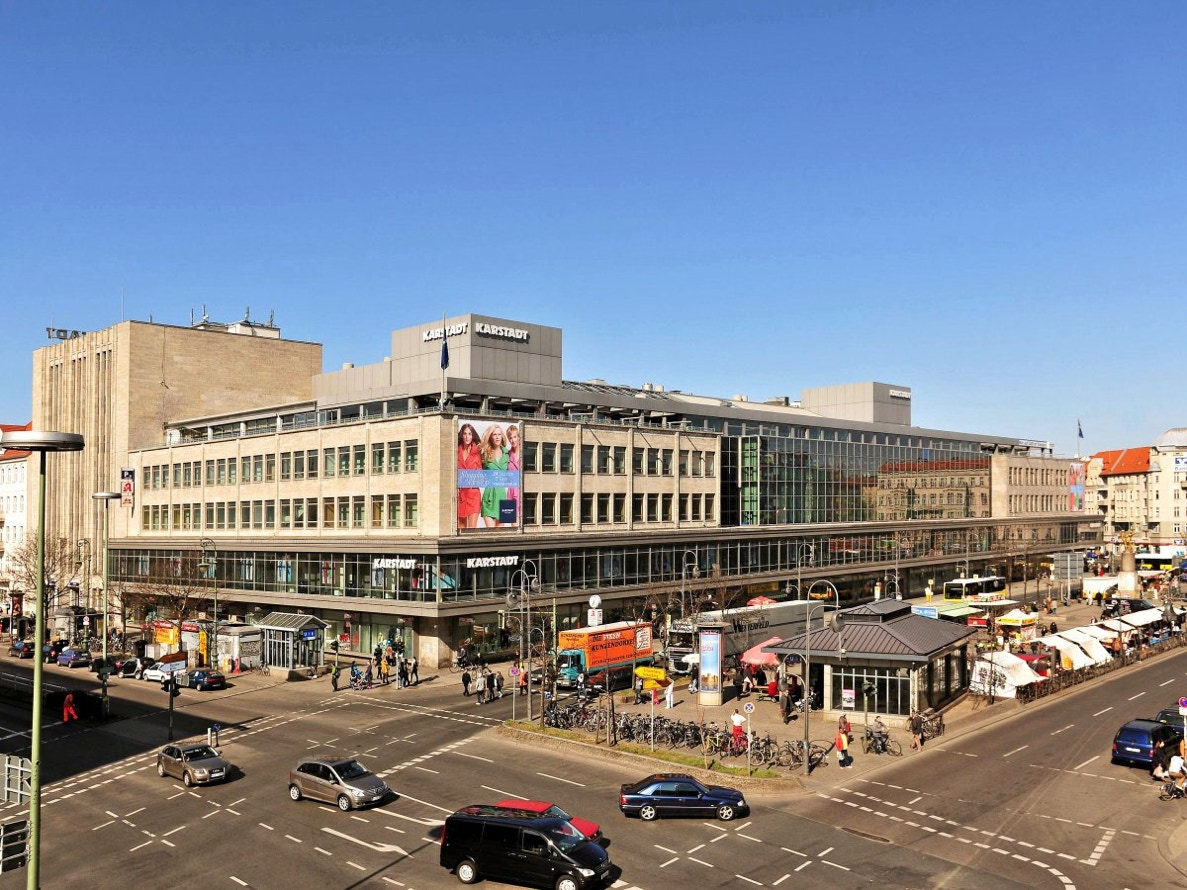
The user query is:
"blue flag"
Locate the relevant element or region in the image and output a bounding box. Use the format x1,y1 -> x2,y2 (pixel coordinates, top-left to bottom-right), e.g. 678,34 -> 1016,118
1077,420 -> 1083,439
440,336 -> 449,371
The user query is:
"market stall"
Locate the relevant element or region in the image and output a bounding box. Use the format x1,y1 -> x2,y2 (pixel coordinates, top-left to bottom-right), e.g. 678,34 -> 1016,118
969,651 -> 1045,699
997,608 -> 1040,645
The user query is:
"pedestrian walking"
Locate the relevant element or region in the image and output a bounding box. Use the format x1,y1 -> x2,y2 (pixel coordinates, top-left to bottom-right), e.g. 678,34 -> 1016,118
363,662 -> 373,689
475,671 -> 487,705
835,725 -> 852,768
397,659 -> 409,688
519,668 -> 529,696
664,677 -> 675,709
910,709 -> 924,751
410,656 -> 419,685
331,663 -> 341,692
462,669 -> 472,696
495,671 -> 505,699
63,691 -> 79,723
378,657 -> 390,686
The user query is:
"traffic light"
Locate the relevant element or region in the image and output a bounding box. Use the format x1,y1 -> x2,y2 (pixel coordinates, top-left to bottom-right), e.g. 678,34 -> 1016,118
170,677 -> 182,698
329,640 -> 339,652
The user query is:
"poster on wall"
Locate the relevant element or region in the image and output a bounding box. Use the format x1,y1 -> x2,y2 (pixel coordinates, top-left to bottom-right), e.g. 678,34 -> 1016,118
456,417 -> 523,531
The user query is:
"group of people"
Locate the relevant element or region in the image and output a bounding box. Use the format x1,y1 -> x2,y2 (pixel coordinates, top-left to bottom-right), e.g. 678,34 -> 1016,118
330,645 -> 418,691
460,665 -> 510,703
457,421 -> 522,529
1153,735 -> 1187,793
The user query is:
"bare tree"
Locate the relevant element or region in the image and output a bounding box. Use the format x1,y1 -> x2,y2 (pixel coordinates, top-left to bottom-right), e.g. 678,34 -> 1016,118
136,549 -> 212,656
7,534 -> 85,638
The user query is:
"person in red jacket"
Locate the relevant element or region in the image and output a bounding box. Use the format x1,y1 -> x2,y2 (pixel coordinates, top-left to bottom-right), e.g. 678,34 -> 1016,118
63,691 -> 79,723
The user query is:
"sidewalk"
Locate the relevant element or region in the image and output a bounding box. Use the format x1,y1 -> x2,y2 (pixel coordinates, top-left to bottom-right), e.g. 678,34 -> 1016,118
603,584 -> 1149,791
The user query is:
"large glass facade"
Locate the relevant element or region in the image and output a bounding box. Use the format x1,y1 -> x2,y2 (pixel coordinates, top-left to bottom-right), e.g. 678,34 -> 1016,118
109,517 -> 1084,609
723,428 -> 995,528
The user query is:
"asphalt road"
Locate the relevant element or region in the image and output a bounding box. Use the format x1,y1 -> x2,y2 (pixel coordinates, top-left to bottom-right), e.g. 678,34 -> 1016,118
0,656 -> 1183,889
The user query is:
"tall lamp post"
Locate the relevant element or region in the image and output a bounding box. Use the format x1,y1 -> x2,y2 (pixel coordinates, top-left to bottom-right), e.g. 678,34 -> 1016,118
199,538 -> 218,671
792,542 -> 816,601
92,492 -> 121,669
75,539 -> 91,615
802,579 -> 843,769
679,549 -> 698,619
1,428 -> 85,890
509,559 -> 538,721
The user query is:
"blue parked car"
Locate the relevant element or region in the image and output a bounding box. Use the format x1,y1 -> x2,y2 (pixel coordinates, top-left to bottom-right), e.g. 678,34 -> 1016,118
57,648 -> 92,669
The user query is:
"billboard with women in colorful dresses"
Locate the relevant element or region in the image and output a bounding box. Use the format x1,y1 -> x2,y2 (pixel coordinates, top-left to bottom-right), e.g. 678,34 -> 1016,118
456,417 -> 523,531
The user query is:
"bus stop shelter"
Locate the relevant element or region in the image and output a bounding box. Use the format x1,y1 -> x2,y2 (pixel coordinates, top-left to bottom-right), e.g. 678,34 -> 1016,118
257,612 -> 328,672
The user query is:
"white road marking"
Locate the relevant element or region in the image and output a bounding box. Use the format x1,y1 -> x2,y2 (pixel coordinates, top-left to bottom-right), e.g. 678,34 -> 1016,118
1092,707 -> 1113,717
322,826 -> 409,856
1004,745 -> 1029,757
1050,726 -> 1074,736
1073,756 -> 1099,771
537,771 -> 585,786
1128,692 -> 1145,701
454,751 -> 494,762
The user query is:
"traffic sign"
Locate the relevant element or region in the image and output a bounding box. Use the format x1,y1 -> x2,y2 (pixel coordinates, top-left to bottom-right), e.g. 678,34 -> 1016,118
642,678 -> 670,690
159,650 -> 188,664
634,666 -> 666,681
1178,696 -> 1187,709
744,702 -> 755,714
160,661 -> 188,674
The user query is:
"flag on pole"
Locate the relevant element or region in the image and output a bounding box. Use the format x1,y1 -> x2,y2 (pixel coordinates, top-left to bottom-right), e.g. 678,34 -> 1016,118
440,334 -> 449,371
1077,420 -> 1084,440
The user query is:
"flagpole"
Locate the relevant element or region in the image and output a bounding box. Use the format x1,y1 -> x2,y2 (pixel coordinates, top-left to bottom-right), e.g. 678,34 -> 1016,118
440,313 -> 448,410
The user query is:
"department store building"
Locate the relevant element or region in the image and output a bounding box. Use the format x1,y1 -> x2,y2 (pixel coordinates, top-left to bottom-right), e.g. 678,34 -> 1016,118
24,313 -> 1094,686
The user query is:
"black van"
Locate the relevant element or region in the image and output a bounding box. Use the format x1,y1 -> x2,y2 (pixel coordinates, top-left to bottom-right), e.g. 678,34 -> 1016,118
440,805 -> 612,889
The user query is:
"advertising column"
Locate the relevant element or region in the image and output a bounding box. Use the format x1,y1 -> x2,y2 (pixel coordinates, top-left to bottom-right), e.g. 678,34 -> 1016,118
697,622 -> 726,708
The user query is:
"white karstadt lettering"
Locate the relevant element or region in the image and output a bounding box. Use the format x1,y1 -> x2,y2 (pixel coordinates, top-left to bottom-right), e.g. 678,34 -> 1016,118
372,557 -> 418,570
474,322 -> 529,342
422,323 -> 469,342
466,556 -> 521,569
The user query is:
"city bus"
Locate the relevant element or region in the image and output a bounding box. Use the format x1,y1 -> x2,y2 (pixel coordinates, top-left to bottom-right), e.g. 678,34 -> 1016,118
1135,548 -> 1180,576
943,576 -> 1008,601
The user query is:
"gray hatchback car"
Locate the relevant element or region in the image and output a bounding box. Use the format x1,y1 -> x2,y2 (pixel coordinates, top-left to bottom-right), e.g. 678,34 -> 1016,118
288,756 -> 390,811
157,743 -> 232,787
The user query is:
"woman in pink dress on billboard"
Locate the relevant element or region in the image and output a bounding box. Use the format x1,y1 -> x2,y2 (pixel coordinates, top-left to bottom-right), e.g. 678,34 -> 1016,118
457,423 -> 483,529
506,424 -> 522,520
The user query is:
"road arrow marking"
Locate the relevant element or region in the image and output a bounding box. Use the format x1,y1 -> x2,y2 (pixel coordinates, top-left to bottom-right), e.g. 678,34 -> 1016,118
322,826 -> 409,856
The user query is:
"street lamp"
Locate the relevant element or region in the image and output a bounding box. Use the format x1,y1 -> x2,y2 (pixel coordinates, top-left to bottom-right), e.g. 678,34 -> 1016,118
509,559 -> 538,721
679,549 -> 698,619
793,542 -> 816,603
75,539 -> 91,613
92,492 -> 120,669
802,579 -> 843,769
1,428 -> 85,890
199,538 -> 218,671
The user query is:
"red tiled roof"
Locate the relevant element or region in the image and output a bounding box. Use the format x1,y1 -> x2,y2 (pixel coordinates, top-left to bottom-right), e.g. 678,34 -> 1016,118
0,422 -> 33,461
1092,447 -> 1150,477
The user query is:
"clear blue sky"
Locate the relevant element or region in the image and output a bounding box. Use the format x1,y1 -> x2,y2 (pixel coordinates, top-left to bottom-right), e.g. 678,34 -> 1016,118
3,2 -> 1183,455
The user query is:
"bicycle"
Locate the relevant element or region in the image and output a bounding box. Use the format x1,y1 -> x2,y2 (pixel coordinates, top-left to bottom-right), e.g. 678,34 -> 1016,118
1160,779 -> 1186,801
921,710 -> 945,740
862,728 -> 903,757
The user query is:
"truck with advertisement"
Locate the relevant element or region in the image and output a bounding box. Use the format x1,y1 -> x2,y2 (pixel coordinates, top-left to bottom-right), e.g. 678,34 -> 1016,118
663,600 -> 815,673
554,621 -> 653,690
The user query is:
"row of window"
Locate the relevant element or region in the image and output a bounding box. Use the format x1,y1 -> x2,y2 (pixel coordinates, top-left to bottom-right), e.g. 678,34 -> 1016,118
137,490 -> 718,532
142,496 -> 420,531
144,441 -> 422,490
141,440 -> 716,491
522,492 -> 717,525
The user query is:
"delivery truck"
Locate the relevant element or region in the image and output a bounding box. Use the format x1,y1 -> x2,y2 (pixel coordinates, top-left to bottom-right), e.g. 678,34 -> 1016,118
554,621 -> 653,690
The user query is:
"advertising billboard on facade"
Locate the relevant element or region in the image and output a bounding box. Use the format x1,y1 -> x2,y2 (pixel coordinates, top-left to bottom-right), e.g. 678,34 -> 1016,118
456,417 -> 523,531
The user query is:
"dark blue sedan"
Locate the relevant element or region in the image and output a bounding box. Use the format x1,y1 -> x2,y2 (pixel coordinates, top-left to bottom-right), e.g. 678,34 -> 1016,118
57,649 -> 92,669
619,773 -> 748,822
185,669 -> 227,691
